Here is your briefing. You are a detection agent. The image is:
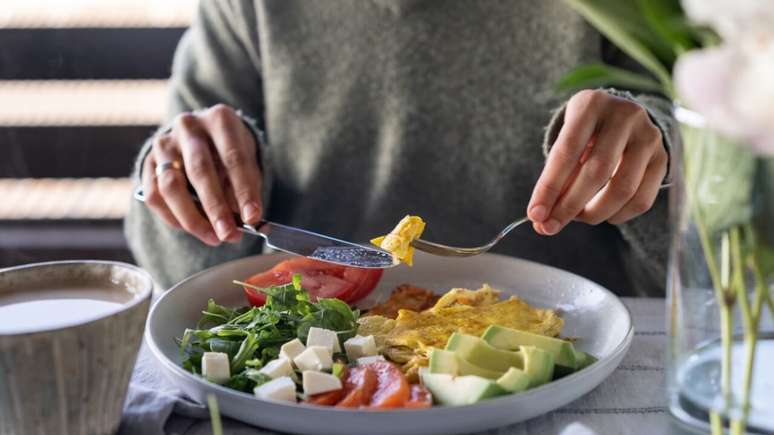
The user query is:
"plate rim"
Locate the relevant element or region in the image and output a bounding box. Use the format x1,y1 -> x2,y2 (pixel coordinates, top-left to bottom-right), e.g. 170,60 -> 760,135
144,252 -> 634,414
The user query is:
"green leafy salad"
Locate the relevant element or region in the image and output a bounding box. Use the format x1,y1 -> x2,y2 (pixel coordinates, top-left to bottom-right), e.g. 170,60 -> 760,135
178,275 -> 359,392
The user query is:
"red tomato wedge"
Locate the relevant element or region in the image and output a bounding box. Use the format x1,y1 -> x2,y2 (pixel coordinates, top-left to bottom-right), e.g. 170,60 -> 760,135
306,389 -> 346,406
366,361 -> 410,409
404,385 -> 432,409
336,365 -> 378,408
243,257 -> 383,306
306,361 -> 423,409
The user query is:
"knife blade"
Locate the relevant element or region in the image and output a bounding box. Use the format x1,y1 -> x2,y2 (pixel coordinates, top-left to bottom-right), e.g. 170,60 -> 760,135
133,187 -> 395,269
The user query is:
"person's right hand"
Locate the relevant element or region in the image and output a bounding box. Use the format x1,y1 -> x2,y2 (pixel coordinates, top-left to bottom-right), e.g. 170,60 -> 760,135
141,104 -> 263,246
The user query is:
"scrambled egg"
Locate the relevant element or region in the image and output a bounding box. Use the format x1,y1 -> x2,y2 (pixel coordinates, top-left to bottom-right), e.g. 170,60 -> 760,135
370,215 -> 426,266
358,285 -> 564,381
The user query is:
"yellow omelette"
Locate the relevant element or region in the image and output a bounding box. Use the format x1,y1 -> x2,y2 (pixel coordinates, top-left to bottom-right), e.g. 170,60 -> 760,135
358,285 -> 564,381
371,215 -> 426,266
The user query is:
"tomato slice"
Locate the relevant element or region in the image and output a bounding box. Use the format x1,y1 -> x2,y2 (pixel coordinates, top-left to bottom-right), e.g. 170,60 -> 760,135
306,388 -> 346,406
341,266 -> 385,303
336,365 -> 378,408
366,362 -> 410,409
243,258 -> 383,306
404,385 -> 432,409
309,362 -> 419,409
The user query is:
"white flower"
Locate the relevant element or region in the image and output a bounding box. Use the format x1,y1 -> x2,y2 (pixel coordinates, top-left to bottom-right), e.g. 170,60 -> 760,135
676,1 -> 774,156
682,0 -> 774,41
675,38 -> 774,155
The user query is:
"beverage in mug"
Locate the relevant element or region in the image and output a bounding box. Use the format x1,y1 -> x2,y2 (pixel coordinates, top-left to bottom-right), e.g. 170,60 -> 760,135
0,261 -> 153,435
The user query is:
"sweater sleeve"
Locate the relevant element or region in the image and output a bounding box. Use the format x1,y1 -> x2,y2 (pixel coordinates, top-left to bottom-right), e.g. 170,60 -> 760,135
124,0 -> 271,289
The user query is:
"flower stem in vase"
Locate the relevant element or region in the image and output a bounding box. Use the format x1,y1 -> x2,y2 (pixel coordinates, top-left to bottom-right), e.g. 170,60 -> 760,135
729,227 -> 751,435
719,232 -> 735,403
730,238 -> 770,434
696,222 -> 733,433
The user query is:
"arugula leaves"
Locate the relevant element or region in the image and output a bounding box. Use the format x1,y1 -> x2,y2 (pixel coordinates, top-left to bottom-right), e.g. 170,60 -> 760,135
178,274 -> 359,393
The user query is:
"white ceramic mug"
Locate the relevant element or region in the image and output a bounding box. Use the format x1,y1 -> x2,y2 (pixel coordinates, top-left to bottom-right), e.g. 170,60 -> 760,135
0,261 -> 153,435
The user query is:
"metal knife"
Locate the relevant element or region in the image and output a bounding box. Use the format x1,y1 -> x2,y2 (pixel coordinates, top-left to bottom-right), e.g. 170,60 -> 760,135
132,187 -> 395,269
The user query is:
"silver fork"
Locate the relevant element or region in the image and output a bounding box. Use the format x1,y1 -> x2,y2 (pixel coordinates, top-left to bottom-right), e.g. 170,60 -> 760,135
410,216 -> 530,257
410,181 -> 673,257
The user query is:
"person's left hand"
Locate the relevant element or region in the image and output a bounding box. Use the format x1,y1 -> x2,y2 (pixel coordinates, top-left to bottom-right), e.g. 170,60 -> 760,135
527,89 -> 668,235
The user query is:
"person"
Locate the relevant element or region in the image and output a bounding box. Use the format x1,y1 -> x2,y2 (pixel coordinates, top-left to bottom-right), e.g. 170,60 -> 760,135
125,0 -> 675,296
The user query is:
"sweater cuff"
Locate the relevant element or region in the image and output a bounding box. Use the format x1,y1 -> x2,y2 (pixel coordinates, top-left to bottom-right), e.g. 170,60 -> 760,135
542,88 -> 675,183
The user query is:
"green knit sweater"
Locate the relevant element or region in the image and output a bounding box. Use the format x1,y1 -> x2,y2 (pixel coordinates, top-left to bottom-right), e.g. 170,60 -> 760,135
125,0 -> 677,296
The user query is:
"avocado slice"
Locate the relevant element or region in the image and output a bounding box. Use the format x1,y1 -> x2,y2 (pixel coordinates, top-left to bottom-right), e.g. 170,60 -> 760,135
445,333 -> 523,372
554,349 -> 598,379
482,325 -> 577,370
429,348 -> 504,379
420,369 -> 506,406
496,367 -> 531,393
574,349 -> 597,371
520,345 -> 554,387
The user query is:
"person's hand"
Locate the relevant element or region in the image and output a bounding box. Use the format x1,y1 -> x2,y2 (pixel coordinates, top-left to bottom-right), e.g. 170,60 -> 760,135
527,90 -> 668,235
141,104 -> 263,246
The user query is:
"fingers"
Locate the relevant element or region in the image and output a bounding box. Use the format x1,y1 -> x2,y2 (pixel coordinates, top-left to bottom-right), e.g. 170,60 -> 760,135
141,153 -> 181,229
546,119 -> 631,232
528,90 -> 601,225
175,114 -> 240,243
533,156 -> 584,235
577,140 -> 653,225
152,134 -> 220,246
202,104 -> 263,224
608,151 -> 668,224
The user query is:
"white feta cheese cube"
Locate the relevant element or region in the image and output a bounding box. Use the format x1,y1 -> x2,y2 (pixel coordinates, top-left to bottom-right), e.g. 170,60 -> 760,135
254,376 -> 297,403
259,357 -> 294,379
201,352 -> 230,384
293,346 -> 333,372
306,327 -> 341,353
279,338 -> 306,363
302,370 -> 343,396
356,355 -> 386,365
343,335 -> 377,360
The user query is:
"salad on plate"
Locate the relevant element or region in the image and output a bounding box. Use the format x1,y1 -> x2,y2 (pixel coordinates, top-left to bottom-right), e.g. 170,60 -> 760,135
177,261 -> 596,409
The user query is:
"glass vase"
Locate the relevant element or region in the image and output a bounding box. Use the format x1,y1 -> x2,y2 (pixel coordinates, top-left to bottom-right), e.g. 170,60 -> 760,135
667,108 -> 774,434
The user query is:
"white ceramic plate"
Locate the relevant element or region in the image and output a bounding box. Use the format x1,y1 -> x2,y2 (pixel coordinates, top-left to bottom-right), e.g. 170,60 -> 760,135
146,252 -> 633,435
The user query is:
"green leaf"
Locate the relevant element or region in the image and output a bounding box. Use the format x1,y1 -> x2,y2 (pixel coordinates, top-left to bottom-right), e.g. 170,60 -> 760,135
231,332 -> 260,372
636,0 -> 695,54
292,273 -> 302,291
244,369 -> 272,386
557,63 -> 664,94
564,0 -> 675,96
245,358 -> 264,368
198,299 -> 239,328
752,157 -> 774,278
332,363 -> 346,378
208,338 -> 242,357
222,368 -> 271,392
300,298 -> 359,342
211,325 -> 249,338
316,298 -> 357,323
682,124 -> 757,235
179,328 -> 194,361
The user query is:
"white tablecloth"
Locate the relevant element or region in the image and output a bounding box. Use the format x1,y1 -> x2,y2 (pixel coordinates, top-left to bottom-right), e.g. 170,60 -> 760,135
120,298 -> 691,435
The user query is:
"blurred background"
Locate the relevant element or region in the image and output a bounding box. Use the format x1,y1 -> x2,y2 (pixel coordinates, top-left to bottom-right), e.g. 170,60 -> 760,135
0,0 -> 197,267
